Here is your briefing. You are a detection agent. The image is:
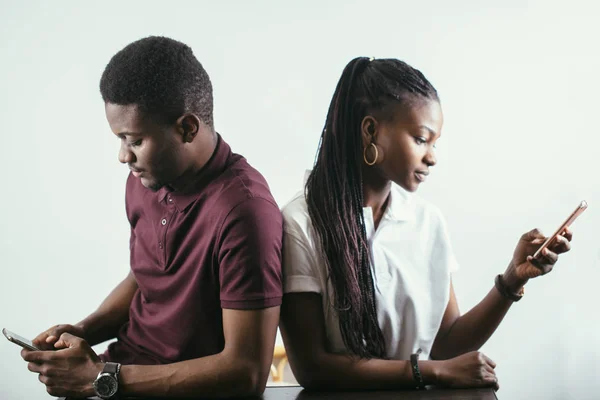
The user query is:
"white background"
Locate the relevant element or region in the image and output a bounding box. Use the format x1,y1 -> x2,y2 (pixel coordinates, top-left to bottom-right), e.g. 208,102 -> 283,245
1,1 -> 599,399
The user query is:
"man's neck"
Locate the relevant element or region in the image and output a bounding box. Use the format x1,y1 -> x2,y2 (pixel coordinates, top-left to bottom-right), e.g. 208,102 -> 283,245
169,131 -> 218,193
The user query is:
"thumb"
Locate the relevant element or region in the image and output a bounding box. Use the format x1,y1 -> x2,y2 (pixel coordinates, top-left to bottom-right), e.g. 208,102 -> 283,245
522,228 -> 545,241
54,332 -> 78,349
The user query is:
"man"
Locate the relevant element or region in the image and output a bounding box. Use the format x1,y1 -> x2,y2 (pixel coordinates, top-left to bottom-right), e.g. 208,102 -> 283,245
21,36 -> 283,398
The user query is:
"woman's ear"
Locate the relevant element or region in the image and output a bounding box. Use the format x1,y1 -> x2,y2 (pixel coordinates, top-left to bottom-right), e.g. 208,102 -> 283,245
360,115 -> 379,147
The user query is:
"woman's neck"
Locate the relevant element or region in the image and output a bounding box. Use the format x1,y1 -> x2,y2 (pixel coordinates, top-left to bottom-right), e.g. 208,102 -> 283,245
362,167 -> 392,229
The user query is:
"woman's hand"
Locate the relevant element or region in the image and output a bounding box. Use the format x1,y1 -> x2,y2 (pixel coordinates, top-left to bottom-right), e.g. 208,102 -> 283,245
436,351 -> 499,391
503,227 -> 573,291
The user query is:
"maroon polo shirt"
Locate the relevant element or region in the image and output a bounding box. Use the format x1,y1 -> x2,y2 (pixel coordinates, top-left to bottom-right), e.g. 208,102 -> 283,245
102,135 -> 283,365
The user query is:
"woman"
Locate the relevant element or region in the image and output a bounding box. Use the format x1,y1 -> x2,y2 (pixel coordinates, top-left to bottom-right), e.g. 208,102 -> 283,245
279,57 -> 572,391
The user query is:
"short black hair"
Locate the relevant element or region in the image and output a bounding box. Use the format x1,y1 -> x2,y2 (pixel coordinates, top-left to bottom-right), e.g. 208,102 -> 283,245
100,36 -> 214,127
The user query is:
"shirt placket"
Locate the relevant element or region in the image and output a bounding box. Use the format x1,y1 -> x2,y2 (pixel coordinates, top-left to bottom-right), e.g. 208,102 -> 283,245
158,195 -> 177,267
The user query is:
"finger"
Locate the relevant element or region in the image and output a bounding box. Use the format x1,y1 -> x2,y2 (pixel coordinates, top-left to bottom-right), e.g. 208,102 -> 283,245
523,228 -> 545,241
32,332 -> 50,346
38,373 -> 55,386
524,257 -> 544,278
34,325 -> 62,342
492,377 -> 500,391
55,332 -> 81,349
537,248 -> 559,266
45,325 -> 69,343
46,335 -> 58,343
22,350 -> 56,363
28,362 -> 43,374
562,227 -> 573,242
54,339 -> 69,350
527,256 -> 543,269
34,327 -> 66,349
482,354 -> 497,369
549,235 -> 571,254
530,237 -> 547,245
481,371 -> 498,386
46,385 -> 64,398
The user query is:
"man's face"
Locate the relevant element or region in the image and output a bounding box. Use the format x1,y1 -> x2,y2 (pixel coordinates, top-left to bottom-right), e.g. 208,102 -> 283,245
105,103 -> 185,191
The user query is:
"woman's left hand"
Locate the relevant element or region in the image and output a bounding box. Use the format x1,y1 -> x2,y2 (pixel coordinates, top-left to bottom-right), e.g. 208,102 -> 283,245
503,227 -> 573,290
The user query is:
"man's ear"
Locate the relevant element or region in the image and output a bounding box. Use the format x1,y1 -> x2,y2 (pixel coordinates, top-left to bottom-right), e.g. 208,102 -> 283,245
176,114 -> 201,142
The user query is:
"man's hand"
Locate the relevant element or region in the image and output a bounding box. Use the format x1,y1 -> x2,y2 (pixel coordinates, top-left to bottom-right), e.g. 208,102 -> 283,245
22,333 -> 103,398
32,324 -> 86,351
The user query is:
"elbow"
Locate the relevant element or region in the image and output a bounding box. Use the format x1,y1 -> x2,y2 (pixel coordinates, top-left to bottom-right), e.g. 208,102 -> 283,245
234,362 -> 268,397
297,376 -> 321,391
290,358 -> 326,391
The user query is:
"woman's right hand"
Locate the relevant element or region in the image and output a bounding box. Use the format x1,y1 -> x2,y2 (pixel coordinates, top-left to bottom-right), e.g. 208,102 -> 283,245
32,324 -> 86,350
437,351 -> 499,390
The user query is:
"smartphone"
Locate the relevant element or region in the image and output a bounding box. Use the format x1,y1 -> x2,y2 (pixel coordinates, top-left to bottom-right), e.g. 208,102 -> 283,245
2,328 -> 41,351
533,200 -> 588,259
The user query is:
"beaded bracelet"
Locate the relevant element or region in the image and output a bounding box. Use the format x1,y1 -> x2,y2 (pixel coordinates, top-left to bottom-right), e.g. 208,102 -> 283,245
410,348 -> 426,390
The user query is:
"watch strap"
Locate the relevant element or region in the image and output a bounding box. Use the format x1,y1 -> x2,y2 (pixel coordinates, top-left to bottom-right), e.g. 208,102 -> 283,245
102,362 -> 120,375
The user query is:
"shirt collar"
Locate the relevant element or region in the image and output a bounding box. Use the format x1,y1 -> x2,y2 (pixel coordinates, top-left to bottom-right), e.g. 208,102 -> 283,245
381,184 -> 414,222
157,134 -> 233,212
302,169 -> 415,222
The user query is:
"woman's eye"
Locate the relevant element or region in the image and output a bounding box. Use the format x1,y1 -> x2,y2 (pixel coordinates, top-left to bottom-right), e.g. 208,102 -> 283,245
415,137 -> 427,145
130,139 -> 143,147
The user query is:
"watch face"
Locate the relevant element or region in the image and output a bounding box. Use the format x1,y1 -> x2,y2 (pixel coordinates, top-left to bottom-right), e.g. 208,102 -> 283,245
94,374 -> 118,398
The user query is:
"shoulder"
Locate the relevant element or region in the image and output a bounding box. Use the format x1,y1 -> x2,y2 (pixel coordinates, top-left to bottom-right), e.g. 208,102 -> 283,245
213,156 -> 280,215
402,189 -> 456,262
281,191 -> 312,239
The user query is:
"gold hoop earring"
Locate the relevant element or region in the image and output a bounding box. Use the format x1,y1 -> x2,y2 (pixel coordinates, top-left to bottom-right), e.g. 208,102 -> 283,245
363,143 -> 378,166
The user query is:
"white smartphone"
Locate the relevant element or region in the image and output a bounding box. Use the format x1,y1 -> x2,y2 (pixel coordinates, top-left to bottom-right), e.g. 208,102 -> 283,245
2,328 -> 41,351
532,200 -> 588,259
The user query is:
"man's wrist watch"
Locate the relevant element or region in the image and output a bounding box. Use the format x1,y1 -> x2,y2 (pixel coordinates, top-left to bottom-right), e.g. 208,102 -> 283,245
93,362 -> 121,399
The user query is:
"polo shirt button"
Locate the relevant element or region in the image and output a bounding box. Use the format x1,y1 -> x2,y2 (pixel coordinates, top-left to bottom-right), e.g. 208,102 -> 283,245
161,218 -> 167,225
159,241 -> 163,249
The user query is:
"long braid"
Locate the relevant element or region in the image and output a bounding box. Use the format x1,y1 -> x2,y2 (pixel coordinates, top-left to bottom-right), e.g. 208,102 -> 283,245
306,57 -> 438,358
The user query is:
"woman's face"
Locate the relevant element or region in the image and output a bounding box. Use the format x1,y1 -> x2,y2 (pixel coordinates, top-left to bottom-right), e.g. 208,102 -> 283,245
362,99 -> 443,192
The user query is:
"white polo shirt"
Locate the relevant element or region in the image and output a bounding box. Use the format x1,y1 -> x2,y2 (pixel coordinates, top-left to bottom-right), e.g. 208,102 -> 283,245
282,179 -> 459,360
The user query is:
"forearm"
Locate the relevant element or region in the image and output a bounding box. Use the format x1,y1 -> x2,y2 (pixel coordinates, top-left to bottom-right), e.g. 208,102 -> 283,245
119,351 -> 265,398
292,351 -> 441,391
76,271 -> 138,346
432,286 -> 513,359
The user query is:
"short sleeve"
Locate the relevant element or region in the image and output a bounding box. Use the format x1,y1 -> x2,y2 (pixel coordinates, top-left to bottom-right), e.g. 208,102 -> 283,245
432,209 -> 460,274
217,197 -> 283,309
282,204 -> 323,294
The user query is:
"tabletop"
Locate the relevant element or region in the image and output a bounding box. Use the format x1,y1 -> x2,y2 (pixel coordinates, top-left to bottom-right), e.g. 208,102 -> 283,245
59,385 -> 498,400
